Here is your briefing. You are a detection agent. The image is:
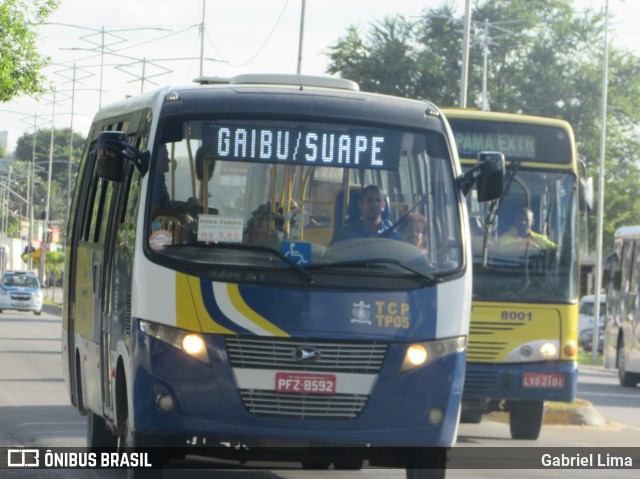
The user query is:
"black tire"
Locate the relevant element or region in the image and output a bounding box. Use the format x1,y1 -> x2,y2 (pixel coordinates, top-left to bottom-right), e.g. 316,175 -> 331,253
121,430 -> 165,479
405,447 -> 446,479
334,459 -> 363,470
617,340 -> 639,387
34,309 -> 42,316
509,400 -> 544,440
301,462 -> 330,469
87,411 -> 117,450
460,411 -> 483,424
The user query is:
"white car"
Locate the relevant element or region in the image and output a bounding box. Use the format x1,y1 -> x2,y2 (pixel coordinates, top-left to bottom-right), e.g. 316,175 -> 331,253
578,294 -> 606,335
0,271 -> 44,315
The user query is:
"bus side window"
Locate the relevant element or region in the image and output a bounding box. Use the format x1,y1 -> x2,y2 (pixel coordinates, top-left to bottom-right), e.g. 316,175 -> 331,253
620,239 -> 634,293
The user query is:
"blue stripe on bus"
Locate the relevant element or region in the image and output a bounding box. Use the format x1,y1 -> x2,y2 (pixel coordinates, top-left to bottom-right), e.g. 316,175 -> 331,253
195,279 -> 438,340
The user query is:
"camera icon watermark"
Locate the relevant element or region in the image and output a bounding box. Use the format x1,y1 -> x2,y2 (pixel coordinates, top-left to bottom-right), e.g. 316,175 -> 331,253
7,449 -> 40,467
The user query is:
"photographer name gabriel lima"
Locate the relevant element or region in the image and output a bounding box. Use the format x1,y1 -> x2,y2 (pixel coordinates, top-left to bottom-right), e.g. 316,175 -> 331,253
541,452 -> 634,468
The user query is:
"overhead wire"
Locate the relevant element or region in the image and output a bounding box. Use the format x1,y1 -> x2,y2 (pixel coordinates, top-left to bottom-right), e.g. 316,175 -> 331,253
206,0 -> 290,68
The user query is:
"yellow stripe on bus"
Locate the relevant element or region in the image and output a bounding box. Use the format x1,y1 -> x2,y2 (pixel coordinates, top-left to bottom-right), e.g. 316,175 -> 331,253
175,273 -> 233,334
226,284 -> 289,337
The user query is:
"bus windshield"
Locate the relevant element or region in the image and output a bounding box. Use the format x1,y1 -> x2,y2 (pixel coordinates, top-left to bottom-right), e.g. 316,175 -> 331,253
146,118 -> 462,285
468,169 -> 578,302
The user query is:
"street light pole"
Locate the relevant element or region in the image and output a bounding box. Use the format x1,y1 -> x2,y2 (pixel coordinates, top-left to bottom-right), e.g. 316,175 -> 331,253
592,0 -> 610,363
40,88 -> 56,284
297,0 -> 307,75
459,0 -> 472,108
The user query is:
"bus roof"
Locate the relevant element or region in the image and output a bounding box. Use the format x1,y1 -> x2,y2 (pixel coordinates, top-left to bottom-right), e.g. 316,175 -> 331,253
614,225 -> 640,238
441,108 -> 572,130
92,76 -> 447,134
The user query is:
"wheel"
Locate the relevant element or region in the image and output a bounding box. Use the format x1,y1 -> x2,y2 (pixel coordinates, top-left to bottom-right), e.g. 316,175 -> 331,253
509,400 -> 544,440
120,430 -> 165,479
87,411 -> 117,450
334,459 -> 363,470
117,379 -> 166,478
460,411 -> 482,424
405,447 -> 446,479
301,462 -> 330,469
34,309 -> 42,316
617,339 -> 640,387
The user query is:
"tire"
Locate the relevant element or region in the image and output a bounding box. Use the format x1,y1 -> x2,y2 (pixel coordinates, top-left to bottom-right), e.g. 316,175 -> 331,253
34,309 -> 42,316
405,447 -> 446,479
509,400 -> 544,440
301,462 -> 330,469
460,411 -> 483,424
121,430 -> 165,479
334,459 -> 363,470
617,340 -> 639,387
87,411 -> 117,450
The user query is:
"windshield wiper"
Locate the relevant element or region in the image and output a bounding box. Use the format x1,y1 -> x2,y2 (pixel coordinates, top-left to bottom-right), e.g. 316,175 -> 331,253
308,258 -> 438,286
168,242 -> 314,284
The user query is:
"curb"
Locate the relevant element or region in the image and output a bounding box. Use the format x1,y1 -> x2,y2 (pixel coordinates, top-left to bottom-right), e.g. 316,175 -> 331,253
43,302 -> 62,317
486,399 -> 606,427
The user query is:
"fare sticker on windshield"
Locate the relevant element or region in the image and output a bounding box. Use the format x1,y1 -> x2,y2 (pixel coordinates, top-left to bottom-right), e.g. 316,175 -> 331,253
197,215 -> 243,243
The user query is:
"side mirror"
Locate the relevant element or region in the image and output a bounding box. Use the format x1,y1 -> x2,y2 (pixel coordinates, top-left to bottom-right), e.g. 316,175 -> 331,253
579,176 -> 594,212
96,131 -> 149,181
458,151 -> 505,202
195,146 -> 215,181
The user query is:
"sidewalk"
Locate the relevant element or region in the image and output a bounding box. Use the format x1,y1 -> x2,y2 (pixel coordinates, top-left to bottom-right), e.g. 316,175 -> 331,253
43,285 -> 63,316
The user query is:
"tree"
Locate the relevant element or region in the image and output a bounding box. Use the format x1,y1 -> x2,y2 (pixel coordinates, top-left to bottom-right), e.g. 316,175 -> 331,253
0,0 -> 60,102
326,0 -> 640,254
9,128 -> 85,237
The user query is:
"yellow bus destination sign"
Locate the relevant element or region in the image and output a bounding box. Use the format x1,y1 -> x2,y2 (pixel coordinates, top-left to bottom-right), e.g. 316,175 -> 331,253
454,132 -> 536,160
447,118 -> 572,164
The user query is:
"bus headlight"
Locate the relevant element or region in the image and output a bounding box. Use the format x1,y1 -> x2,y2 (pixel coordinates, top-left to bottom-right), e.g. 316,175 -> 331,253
540,342 -> 558,358
503,340 -> 560,362
401,336 -> 466,372
139,320 -> 210,365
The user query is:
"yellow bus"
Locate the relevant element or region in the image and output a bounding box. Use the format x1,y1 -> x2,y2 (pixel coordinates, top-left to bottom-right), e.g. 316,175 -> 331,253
442,109 -> 580,439
62,75 -> 503,478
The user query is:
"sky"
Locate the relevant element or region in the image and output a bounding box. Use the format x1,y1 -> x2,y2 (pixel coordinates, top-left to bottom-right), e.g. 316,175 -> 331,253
0,0 -> 638,152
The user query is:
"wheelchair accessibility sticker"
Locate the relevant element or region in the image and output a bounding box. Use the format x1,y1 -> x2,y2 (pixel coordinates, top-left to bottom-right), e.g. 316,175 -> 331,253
281,241 -> 311,265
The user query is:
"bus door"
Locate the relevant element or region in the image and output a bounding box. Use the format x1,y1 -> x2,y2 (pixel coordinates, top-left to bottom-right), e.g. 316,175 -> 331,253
80,173 -> 118,413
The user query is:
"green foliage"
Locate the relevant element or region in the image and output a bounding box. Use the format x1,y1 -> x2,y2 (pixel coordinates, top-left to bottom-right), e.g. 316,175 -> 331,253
5,128 -> 85,238
326,0 -> 640,254
0,0 -> 60,102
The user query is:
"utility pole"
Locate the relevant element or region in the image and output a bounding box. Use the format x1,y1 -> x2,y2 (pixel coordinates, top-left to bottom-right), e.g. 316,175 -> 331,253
459,0 -> 472,108
592,0 -> 610,363
40,88 -> 56,284
297,0 -> 307,75
200,0 -> 206,77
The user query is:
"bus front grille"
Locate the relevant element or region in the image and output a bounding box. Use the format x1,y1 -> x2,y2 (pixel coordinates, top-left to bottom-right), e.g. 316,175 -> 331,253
225,337 -> 387,374
238,390 -> 368,420
463,369 -> 500,396
226,337 -> 386,420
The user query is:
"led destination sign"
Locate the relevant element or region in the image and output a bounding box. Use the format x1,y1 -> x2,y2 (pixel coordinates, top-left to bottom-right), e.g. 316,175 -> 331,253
447,118 -> 572,164
203,123 -> 402,169
454,132 -> 536,160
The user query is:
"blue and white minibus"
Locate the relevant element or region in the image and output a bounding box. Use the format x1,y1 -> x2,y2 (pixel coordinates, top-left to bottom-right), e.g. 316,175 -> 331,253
62,74 -> 503,478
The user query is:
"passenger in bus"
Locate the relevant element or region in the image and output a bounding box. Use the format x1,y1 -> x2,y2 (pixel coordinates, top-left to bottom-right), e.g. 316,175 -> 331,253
399,212 -> 429,253
244,204 -> 279,246
151,144 -> 201,224
499,207 -> 556,251
331,185 -> 403,243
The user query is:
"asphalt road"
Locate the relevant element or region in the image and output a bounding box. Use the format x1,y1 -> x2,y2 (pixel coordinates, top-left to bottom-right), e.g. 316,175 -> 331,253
0,303 -> 638,478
